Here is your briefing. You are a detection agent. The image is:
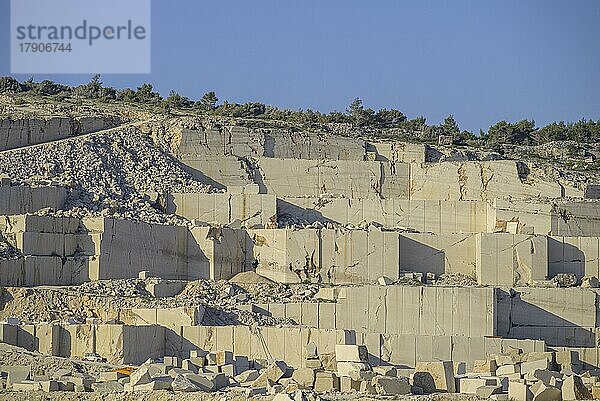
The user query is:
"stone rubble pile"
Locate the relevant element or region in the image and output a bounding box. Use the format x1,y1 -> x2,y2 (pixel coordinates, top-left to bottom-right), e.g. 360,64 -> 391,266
0,344 -> 414,398
5,344 -> 597,401
0,126 -> 213,225
456,349 -> 600,401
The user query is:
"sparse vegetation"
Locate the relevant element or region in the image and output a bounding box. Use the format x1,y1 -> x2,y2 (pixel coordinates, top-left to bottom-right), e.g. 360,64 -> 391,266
2,76 -> 599,147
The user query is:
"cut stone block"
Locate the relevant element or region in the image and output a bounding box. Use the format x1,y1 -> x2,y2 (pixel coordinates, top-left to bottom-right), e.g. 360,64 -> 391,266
373,366 -> 396,377
4,365 -> 31,386
132,378 -> 172,391
319,353 -> 337,371
92,381 -> 125,393
148,363 -> 170,378
314,371 -> 340,392
476,385 -> 503,398
252,361 -> 287,387
510,381 -> 534,401
497,364 -> 521,376
272,394 -> 294,401
235,369 -> 259,384
522,359 -> 551,375
181,359 -> 200,373
336,362 -> 371,379
525,369 -> 562,385
171,374 -> 200,392
371,375 -> 411,395
183,372 -> 227,392
163,356 -> 180,367
204,365 -> 220,374
454,362 -> 466,375
532,381 -> 562,401
291,368 -> 315,388
99,371 -> 126,382
414,361 -> 456,393
38,380 -> 60,392
12,381 -> 41,391
473,359 -> 498,374
305,342 -> 318,359
340,376 -> 361,392
459,377 -> 497,394
562,375 -> 591,400
129,365 -> 152,386
335,345 -> 368,362
220,364 -> 235,377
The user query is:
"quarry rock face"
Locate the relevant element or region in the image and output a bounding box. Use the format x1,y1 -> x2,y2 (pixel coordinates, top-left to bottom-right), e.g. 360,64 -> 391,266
0,100 -> 599,400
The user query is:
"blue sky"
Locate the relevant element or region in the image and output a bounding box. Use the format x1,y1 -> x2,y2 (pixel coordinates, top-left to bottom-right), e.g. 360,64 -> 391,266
0,0 -> 598,133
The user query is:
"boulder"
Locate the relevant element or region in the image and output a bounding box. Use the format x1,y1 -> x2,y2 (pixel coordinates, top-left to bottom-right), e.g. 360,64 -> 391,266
371,375 -> 411,395
171,374 -> 200,392
413,361 -> 455,393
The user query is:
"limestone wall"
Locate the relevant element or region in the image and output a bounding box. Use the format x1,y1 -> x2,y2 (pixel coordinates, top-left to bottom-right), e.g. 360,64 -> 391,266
0,116 -> 121,151
279,198 -> 489,233
86,219 -> 252,281
496,287 -> 598,347
366,333 -> 543,369
168,192 -> 276,228
250,228 -> 321,283
119,306 -> 204,328
188,226 -> 253,280
179,326 -> 350,368
0,184 -> 68,215
250,286 -> 598,348
175,126 -> 366,160
476,233 -> 548,286
552,347 -> 600,370
322,229 -> 400,284
493,199 -> 600,236
367,142 -> 426,163
178,155 -> 254,189
84,218 -> 190,280
249,229 -> 557,286
254,158 -> 396,198
336,286 -> 498,337
548,236 -> 600,279
0,256 -> 90,286
0,323 -> 164,365
409,160 -> 569,200
552,202 -> 600,236
0,216 -> 253,285
0,321 -> 546,370
249,228 -> 401,284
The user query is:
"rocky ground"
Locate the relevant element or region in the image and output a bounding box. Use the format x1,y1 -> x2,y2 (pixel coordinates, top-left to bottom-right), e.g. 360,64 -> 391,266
0,272 -> 322,326
0,124 -> 215,225
0,390 -> 480,401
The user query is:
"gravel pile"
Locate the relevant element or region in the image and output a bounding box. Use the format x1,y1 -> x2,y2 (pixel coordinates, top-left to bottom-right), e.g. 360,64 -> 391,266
0,343 -> 117,378
433,272 -> 479,287
0,277 -> 321,327
74,279 -> 152,298
0,126 -> 213,224
551,273 -> 578,287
